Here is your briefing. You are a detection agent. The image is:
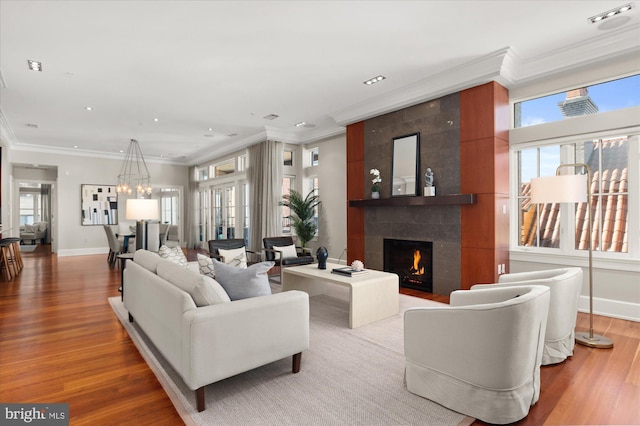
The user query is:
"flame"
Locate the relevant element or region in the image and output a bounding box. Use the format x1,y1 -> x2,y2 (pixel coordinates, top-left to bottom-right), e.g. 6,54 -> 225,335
411,249 -> 425,275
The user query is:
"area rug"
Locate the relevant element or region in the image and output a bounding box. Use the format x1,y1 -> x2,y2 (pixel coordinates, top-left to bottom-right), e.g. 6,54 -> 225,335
109,291 -> 474,426
19,245 -> 37,253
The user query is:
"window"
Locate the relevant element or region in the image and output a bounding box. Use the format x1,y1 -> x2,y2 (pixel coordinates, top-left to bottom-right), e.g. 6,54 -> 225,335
311,147 -> 319,166
198,167 -> 209,181
238,155 -> 247,172
284,149 -> 293,166
214,159 -> 235,177
19,192 -> 36,225
311,177 -> 319,236
514,74 -> 640,128
242,183 -> 250,247
160,188 -> 179,224
516,135 -> 632,255
282,176 -> 294,234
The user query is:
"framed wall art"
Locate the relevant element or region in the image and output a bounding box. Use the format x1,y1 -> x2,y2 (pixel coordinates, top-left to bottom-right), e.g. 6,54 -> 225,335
81,184 -> 118,225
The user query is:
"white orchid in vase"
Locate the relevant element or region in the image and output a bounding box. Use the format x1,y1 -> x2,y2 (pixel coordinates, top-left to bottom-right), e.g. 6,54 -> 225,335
370,168 -> 382,193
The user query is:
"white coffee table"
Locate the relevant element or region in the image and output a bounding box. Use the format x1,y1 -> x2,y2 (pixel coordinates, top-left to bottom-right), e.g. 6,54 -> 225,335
281,262 -> 399,328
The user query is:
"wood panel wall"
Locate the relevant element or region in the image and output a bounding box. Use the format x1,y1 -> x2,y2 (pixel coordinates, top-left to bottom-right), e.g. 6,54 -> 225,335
460,81 -> 510,289
346,121 -> 365,263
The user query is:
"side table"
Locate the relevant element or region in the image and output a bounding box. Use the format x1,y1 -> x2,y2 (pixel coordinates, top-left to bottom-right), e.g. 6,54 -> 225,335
116,252 -> 135,301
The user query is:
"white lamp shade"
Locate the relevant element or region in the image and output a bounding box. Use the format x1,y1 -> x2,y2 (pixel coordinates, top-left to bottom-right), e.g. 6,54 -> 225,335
126,198 -> 159,220
530,174 -> 588,204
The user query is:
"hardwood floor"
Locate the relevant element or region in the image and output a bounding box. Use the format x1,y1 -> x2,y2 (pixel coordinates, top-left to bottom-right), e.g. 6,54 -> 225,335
1,246 -> 638,425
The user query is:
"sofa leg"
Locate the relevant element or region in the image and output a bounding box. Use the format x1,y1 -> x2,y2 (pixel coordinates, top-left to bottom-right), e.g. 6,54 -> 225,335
196,387 -> 205,412
292,352 -> 302,374
128,312 -> 134,323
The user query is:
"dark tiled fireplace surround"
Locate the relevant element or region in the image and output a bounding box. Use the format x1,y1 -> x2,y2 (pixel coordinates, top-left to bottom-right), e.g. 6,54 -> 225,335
362,93 -> 463,296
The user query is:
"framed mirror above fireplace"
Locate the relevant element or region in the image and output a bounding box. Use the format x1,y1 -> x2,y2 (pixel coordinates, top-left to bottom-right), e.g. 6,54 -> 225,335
391,132 -> 420,196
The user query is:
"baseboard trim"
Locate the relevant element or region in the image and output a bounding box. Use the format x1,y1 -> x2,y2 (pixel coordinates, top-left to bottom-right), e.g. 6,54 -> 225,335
578,295 -> 640,323
57,247 -> 109,257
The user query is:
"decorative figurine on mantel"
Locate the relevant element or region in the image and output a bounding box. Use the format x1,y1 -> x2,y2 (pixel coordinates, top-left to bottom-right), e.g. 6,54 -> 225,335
424,168 -> 436,196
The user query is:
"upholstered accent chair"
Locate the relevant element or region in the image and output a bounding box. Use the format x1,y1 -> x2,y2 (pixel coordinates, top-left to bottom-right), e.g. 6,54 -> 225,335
103,225 -> 133,265
262,236 -> 314,279
404,285 -> 550,425
471,267 -> 583,365
208,239 -> 260,265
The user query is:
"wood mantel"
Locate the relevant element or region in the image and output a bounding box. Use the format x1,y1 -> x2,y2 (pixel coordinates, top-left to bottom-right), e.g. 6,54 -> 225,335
349,194 -> 475,207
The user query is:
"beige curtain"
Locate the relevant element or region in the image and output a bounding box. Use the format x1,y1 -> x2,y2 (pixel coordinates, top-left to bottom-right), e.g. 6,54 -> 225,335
185,166 -> 199,248
247,140 -> 283,252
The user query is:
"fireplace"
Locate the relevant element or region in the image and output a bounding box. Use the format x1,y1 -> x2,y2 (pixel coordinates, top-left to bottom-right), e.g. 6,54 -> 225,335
383,238 -> 433,292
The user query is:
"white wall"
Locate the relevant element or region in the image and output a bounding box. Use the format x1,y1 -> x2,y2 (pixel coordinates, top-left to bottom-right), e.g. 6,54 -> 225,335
8,149 -> 188,256
304,134 -> 347,263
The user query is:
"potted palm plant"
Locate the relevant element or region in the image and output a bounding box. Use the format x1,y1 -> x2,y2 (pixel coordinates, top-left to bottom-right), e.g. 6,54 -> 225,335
279,189 -> 321,248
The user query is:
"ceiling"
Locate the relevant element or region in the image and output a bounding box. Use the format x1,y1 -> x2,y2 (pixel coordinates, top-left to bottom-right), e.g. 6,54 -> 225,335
1,1 -> 639,166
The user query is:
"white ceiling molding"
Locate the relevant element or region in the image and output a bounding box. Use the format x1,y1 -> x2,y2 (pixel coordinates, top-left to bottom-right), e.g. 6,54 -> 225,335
9,142 -> 185,165
0,107 -> 16,148
329,47 -> 518,127
515,24 -> 640,84
186,128 -> 268,166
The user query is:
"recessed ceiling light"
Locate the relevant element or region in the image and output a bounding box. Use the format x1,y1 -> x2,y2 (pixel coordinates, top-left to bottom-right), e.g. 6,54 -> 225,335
263,114 -> 279,120
227,133 -> 238,137
208,127 -> 213,131
119,150 -> 124,153
364,75 -> 386,85
153,118 -> 159,122
25,123 -> 38,128
588,3 -> 632,23
295,121 -> 306,127
73,145 -> 78,149
85,106 -> 92,111
27,60 -> 42,71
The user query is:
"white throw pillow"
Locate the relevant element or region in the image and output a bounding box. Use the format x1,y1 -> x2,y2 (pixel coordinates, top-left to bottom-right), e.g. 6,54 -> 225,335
217,247 -> 248,268
24,224 -> 36,233
158,245 -> 188,268
272,244 -> 298,260
157,260 -> 230,306
212,259 -> 274,301
133,249 -> 163,273
197,253 -> 215,278
37,222 -> 47,231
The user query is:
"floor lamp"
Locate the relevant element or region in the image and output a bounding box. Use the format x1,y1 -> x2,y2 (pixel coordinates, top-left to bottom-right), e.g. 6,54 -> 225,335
530,163 -> 613,349
125,199 -> 159,250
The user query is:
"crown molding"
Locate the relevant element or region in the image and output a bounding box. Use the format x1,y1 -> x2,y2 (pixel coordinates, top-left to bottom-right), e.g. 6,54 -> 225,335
516,24 -> 640,83
0,107 -> 16,148
329,47 -> 517,126
9,143 -> 186,165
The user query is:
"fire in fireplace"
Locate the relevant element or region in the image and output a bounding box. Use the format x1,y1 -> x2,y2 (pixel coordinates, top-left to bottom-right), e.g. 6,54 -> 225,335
383,238 -> 433,292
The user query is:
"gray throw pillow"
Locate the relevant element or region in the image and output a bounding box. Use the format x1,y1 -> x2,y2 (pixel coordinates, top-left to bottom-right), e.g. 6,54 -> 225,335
212,259 -> 274,301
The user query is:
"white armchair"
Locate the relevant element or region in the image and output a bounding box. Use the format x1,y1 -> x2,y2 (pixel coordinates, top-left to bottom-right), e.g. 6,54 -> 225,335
404,285 -> 550,425
471,267 -> 582,365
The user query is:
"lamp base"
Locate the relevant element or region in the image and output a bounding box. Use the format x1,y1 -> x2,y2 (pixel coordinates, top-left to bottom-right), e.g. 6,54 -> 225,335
575,332 -> 613,349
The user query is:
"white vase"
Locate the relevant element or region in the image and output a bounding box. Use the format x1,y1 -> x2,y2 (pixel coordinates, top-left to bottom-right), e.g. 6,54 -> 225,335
372,191 -> 380,199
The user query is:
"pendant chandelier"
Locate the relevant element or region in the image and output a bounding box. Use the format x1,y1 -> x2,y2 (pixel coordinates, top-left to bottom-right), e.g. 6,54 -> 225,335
116,139 -> 152,195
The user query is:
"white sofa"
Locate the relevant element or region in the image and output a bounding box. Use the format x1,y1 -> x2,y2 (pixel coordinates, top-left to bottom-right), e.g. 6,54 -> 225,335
123,250 -> 310,412
404,285 -> 550,425
471,267 -> 583,365
20,221 -> 47,244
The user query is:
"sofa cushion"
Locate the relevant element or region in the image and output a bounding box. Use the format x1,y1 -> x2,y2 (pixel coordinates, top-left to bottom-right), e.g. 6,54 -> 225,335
133,250 -> 163,273
158,245 -> 188,267
24,224 -> 36,233
157,260 -> 230,307
212,259 -> 274,301
272,244 -> 298,260
197,253 -> 215,278
217,247 -> 248,268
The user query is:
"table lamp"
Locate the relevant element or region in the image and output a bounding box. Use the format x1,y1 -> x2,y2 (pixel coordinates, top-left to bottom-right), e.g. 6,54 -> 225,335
125,198 -> 159,250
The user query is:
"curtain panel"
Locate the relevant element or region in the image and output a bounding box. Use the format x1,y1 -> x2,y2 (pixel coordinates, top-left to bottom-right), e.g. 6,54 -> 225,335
247,140 -> 283,251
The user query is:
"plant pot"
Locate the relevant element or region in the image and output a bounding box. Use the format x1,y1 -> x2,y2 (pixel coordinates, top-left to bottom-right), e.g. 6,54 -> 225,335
372,191 -> 380,199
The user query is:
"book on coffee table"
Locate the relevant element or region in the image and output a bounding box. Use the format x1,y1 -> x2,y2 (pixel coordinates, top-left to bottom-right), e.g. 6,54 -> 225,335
331,266 -> 368,277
